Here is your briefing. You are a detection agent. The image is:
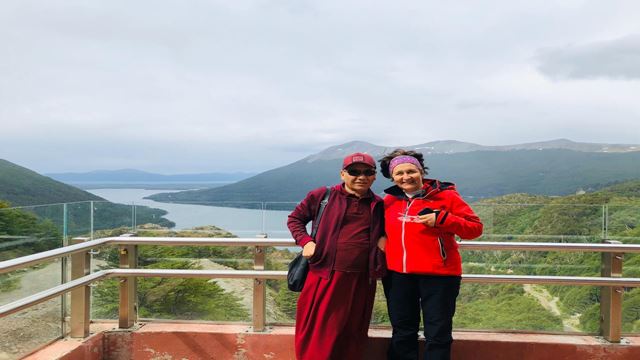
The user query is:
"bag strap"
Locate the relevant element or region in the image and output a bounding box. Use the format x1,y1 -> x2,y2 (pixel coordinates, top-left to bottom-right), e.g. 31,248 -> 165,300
310,186 -> 331,239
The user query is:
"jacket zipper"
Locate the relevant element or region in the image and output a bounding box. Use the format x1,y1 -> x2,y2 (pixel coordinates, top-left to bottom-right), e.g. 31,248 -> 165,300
401,198 -> 415,273
437,236 -> 447,265
401,185 -> 439,272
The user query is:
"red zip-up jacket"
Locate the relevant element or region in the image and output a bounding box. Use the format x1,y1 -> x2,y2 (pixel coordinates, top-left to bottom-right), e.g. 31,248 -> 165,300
287,184 -> 386,280
384,179 -> 483,276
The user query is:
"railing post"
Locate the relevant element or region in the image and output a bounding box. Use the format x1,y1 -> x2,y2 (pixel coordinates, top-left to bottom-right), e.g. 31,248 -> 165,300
253,234 -> 267,332
70,237 -> 91,338
119,244 -> 138,329
600,240 -> 623,343
61,203 -> 69,336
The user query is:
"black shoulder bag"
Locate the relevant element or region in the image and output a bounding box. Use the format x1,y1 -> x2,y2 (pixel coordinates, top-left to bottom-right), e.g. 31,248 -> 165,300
287,186 -> 331,292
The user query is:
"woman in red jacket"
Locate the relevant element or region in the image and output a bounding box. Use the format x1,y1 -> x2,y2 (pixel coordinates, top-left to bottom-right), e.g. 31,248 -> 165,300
378,149 -> 483,360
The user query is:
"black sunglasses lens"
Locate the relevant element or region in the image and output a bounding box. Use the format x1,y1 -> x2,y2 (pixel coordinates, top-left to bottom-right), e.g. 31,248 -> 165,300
347,169 -> 376,176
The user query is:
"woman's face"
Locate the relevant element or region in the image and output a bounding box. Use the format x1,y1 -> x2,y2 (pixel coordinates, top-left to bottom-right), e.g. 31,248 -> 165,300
391,163 -> 423,193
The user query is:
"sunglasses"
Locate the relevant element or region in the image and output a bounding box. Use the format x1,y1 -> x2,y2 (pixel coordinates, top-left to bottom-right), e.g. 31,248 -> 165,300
346,168 -> 376,177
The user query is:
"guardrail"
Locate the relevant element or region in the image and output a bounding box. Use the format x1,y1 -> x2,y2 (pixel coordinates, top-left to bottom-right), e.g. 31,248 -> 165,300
1,236 -> 639,343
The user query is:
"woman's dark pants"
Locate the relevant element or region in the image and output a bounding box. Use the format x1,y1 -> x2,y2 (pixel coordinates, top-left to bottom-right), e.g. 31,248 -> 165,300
383,271 -> 461,360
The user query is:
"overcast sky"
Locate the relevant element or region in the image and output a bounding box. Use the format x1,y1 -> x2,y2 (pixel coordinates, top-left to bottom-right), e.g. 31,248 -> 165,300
1,1 -> 640,173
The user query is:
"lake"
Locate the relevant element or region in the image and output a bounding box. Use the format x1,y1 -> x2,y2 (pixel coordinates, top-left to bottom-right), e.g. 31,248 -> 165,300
88,188 -> 296,238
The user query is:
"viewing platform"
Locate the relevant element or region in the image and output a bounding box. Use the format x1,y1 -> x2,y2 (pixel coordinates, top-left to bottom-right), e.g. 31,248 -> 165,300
23,322 -> 640,359
2,234 -> 640,359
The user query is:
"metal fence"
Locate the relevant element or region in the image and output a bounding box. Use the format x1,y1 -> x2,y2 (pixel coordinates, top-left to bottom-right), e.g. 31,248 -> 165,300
1,236 -> 640,345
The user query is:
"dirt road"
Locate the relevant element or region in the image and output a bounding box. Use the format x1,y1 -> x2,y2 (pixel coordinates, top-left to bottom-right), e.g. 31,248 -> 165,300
523,284 -> 581,331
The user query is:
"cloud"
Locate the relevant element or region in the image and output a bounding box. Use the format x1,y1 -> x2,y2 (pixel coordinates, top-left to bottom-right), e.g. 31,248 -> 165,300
537,35 -> 640,80
1,1 -> 640,173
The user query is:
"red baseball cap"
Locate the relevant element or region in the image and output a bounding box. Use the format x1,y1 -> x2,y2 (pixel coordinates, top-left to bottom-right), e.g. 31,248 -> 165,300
342,152 -> 376,169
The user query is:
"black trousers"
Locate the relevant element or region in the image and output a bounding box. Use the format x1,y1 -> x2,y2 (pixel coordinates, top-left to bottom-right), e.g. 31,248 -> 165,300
383,271 -> 461,360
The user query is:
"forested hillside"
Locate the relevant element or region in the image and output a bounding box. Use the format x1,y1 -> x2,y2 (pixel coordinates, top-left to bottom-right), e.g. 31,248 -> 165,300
0,160 -> 174,248
0,159 -> 102,206
465,180 -> 640,332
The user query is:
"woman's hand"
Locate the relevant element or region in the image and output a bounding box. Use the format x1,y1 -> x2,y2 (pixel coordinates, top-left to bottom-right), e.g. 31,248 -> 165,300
377,236 -> 387,252
302,241 -> 316,259
416,213 -> 437,227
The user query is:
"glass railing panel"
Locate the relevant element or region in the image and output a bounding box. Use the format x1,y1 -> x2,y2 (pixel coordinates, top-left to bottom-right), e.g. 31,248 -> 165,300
265,280 -> 389,327
622,287 -> 640,334
266,281 -> 391,326
133,200 -> 265,237
0,204 -> 66,350
0,203 -> 66,305
91,278 -> 119,320
606,205 -> 640,242
265,239 -> 295,324
0,204 -> 65,258
471,203 -> 604,242
91,201 -> 176,237
453,283 -> 596,333
91,264 -> 253,323
138,241 -> 252,323
92,201 -> 134,235
91,226 -> 255,321
475,203 -> 546,239
0,297 -> 63,360
267,279 -> 298,325
459,249 -> 599,333
0,259 -> 64,305
533,204 -> 604,239
92,199 -> 263,321
65,201 -> 93,238
603,205 -> 640,335
21,203 -> 66,239
263,202 -> 297,239
618,255 -> 639,337
371,281 -> 390,326
470,203 -> 494,237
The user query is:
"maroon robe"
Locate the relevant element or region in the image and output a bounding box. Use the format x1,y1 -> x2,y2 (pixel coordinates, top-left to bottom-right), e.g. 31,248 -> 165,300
295,191 -> 377,360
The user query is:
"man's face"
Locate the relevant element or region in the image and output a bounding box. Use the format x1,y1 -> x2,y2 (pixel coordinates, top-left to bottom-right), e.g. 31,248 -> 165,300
340,164 -> 376,196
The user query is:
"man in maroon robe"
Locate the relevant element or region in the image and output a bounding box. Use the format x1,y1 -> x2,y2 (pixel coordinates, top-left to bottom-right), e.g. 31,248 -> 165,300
287,152 -> 386,360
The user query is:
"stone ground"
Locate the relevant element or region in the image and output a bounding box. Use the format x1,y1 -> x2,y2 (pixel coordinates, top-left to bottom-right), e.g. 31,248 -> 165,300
0,261 -> 64,360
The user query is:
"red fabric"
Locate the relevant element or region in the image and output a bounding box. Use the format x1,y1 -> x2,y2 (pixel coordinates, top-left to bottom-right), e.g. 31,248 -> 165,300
295,270 -> 376,360
334,191 -> 372,272
384,179 -> 483,276
287,184 -> 386,280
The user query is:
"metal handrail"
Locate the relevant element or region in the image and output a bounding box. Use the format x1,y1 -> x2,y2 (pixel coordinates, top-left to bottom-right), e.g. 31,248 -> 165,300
0,237 -> 294,274
459,241 -> 640,252
2,268 -> 640,319
1,235 -> 637,343
0,237 -> 111,273
3,236 -> 640,275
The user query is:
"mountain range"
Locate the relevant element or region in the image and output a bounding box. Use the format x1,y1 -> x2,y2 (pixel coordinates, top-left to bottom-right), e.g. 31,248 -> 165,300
4,138 -> 640,206
147,139 -> 640,205
304,138 -> 639,161
46,169 -> 256,183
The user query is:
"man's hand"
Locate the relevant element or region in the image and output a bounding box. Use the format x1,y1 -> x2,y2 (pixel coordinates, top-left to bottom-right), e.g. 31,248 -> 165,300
302,241 -> 316,259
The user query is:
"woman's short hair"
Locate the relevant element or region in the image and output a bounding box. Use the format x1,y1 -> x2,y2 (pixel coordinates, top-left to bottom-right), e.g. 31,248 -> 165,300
378,149 -> 429,179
